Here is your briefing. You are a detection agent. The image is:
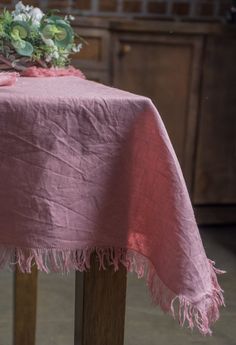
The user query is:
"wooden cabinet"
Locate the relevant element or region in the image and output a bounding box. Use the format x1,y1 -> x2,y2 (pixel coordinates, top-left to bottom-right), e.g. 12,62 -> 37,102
112,32 -> 203,192
72,21 -> 111,84
110,23 -> 236,224
194,35 -> 236,205
72,19 -> 236,224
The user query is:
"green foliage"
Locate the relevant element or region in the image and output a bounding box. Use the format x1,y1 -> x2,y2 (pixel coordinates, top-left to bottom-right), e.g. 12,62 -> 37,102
11,21 -> 30,39
0,2 -> 83,68
0,9 -> 13,25
12,39 -> 34,56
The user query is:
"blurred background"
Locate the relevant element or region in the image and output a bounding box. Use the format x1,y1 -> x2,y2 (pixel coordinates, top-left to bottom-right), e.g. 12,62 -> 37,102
0,1 -> 235,345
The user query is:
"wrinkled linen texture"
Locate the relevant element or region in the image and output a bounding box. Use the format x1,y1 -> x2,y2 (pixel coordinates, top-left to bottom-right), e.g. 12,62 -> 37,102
0,72 -> 19,87
0,77 -> 224,335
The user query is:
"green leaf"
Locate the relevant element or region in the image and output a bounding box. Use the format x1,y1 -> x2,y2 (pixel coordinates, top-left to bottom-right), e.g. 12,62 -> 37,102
41,22 -> 73,48
12,40 -> 34,57
0,10 -> 13,25
11,21 -> 30,39
54,23 -> 73,48
54,19 -> 68,26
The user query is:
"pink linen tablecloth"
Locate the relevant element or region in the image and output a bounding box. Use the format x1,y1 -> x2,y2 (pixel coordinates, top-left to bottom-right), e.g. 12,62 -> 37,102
0,76 -> 224,335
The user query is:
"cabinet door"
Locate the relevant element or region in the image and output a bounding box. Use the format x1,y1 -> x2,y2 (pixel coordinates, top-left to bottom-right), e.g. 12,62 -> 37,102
72,28 -> 110,71
193,36 -> 236,204
112,33 -> 203,192
83,69 -> 111,85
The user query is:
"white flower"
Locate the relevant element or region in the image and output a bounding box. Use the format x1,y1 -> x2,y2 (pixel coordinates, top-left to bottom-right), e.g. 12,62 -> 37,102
45,54 -> 52,63
72,43 -> 83,53
14,1 -> 26,14
45,44 -> 60,63
43,38 -> 55,47
25,4 -> 33,12
13,1 -> 33,15
13,13 -> 30,21
40,34 -> 55,47
45,50 -> 59,62
13,3 -> 44,26
29,8 -> 44,26
65,15 -> 75,21
52,51 -> 59,59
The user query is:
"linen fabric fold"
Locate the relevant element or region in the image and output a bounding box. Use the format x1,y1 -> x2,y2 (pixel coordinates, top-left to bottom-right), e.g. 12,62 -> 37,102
0,72 -> 19,87
20,66 -> 85,78
0,77 -> 224,335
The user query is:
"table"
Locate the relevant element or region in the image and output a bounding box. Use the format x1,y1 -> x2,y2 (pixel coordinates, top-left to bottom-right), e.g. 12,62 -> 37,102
14,253 -> 127,345
0,76 -> 224,344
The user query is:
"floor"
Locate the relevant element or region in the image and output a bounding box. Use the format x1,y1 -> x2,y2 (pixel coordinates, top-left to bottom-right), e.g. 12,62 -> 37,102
0,226 -> 235,345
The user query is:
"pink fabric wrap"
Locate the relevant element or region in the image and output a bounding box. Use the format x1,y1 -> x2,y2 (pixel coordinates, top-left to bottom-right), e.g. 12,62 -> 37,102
21,66 -> 85,79
0,77 -> 224,335
0,72 -> 19,86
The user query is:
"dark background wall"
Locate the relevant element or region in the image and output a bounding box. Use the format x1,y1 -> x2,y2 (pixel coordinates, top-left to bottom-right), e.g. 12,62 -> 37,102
1,0 -> 233,21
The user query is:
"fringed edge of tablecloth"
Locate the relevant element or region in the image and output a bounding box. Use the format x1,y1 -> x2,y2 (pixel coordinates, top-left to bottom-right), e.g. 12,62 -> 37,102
0,246 -> 225,335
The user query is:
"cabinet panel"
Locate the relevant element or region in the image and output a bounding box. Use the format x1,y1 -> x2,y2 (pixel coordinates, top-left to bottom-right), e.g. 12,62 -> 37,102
72,28 -> 110,70
194,36 -> 236,204
112,34 -> 202,191
83,69 -> 111,85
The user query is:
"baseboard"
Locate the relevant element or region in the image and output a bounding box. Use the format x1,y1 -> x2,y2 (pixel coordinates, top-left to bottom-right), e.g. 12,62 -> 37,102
194,205 -> 236,226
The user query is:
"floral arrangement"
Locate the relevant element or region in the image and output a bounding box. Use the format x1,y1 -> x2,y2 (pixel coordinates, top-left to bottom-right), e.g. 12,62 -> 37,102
0,1 -> 84,71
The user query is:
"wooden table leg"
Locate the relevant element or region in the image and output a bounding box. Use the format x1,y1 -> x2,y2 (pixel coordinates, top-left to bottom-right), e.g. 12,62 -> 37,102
74,253 -> 127,345
14,265 -> 38,345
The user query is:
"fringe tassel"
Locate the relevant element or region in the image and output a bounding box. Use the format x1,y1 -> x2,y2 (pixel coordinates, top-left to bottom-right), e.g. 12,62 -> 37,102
0,246 -> 225,335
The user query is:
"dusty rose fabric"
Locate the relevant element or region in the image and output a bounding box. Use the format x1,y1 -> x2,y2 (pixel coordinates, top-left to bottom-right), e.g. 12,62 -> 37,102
0,72 -> 19,86
21,66 -> 85,78
0,77 -> 224,334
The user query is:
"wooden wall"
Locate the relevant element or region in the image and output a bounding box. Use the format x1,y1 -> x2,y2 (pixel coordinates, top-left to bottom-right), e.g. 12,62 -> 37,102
1,0 -> 232,20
